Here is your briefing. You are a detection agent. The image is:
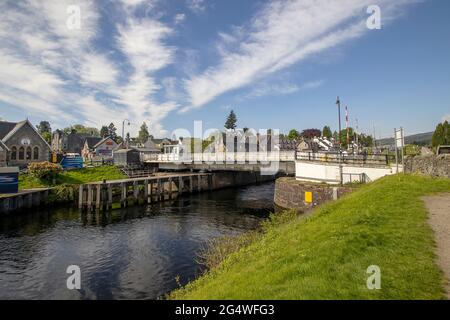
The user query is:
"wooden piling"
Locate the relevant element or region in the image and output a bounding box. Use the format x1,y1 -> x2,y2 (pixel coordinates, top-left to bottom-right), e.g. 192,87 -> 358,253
78,185 -> 84,209
168,178 -> 173,199
144,179 -> 150,204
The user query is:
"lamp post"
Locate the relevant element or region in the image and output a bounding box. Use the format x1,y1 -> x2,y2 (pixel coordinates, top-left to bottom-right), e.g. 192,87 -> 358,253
336,96 -> 343,185
122,119 -> 130,148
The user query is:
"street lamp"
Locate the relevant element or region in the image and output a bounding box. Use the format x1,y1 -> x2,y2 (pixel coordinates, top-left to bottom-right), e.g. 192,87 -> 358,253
336,96 -> 342,147
122,119 -> 130,148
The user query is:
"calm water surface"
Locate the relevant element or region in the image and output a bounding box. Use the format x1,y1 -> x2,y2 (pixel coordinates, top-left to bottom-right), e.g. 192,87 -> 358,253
0,182 -> 274,299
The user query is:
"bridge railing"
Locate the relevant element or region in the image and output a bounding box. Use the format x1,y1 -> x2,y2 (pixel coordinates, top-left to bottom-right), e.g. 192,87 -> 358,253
296,152 -> 395,166
146,151 -> 297,163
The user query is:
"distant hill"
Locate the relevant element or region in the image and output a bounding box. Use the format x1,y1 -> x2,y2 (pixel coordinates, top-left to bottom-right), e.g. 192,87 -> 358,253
376,132 -> 433,146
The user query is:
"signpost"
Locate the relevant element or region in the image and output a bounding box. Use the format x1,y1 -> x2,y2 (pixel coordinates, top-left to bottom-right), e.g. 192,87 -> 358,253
394,128 -> 405,173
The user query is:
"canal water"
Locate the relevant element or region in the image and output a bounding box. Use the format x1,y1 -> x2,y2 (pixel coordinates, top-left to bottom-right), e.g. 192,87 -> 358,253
0,182 -> 274,299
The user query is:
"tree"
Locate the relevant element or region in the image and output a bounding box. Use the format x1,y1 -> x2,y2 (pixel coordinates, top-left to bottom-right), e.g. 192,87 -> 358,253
138,122 -> 150,143
36,121 -> 52,144
63,124 -> 99,136
37,121 -> 51,135
359,134 -> 374,148
301,128 -> 321,139
224,110 -> 237,130
287,129 -> 300,141
108,123 -> 118,141
432,121 -> 450,147
322,126 -> 332,139
100,125 -> 109,138
338,128 -> 355,149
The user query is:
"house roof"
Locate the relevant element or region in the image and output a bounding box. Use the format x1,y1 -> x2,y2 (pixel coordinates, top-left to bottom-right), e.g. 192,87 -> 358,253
0,139 -> 10,152
84,137 -> 103,148
0,119 -> 51,149
0,121 -> 17,140
93,137 -> 115,149
143,139 -> 160,152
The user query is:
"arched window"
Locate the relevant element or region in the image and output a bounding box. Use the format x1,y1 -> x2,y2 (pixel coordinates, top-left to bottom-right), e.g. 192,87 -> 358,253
33,146 -> 39,160
11,146 -> 17,160
18,147 -> 25,160
26,147 -> 32,160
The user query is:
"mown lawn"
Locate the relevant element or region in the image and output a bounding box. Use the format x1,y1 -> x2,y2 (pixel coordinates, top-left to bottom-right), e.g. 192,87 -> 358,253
170,174 -> 450,300
19,166 -> 126,190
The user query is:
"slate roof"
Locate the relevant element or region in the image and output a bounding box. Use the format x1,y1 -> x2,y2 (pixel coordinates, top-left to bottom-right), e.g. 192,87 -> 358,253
0,121 -> 17,140
93,137 -> 115,149
84,137 -> 102,149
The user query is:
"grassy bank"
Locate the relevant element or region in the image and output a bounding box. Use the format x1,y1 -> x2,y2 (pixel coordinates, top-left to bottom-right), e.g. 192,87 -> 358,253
170,174 -> 450,300
19,166 -> 126,190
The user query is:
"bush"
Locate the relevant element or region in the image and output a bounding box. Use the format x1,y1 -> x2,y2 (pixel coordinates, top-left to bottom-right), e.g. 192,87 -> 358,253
28,162 -> 62,180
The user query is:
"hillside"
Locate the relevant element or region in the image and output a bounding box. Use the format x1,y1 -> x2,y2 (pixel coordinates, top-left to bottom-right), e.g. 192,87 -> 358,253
377,131 -> 433,146
171,175 -> 450,300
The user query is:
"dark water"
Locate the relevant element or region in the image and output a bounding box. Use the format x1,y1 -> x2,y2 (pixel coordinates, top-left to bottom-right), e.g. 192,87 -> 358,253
0,182 -> 274,299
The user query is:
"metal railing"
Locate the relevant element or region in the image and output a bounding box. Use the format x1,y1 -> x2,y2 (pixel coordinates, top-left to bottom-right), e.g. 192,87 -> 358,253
143,151 -> 297,163
296,152 -> 395,166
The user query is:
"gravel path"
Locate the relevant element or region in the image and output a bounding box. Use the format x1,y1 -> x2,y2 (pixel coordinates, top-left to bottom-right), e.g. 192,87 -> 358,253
423,194 -> 450,299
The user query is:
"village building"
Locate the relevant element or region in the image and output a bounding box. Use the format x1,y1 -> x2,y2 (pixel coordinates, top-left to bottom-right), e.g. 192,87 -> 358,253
82,137 -> 117,161
0,120 -> 51,168
81,137 -> 102,161
52,130 -> 98,155
151,137 -> 175,151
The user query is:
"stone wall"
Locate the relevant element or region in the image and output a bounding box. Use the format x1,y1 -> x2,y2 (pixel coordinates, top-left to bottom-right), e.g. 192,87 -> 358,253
210,171 -> 276,190
274,177 -> 352,212
404,155 -> 450,178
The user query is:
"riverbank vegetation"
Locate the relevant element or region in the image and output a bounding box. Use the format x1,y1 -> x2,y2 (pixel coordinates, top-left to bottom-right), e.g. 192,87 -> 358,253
19,165 -> 126,190
170,174 -> 450,300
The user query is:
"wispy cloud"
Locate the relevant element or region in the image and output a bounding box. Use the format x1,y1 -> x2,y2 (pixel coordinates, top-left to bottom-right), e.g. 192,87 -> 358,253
244,80 -> 324,100
181,0 -> 417,112
0,0 -> 177,137
186,0 -> 206,14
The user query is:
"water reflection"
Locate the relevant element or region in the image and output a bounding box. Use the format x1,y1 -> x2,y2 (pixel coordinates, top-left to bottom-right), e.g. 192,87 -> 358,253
0,182 -> 274,300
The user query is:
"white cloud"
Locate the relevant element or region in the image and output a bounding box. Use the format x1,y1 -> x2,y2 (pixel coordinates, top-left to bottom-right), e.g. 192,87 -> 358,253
182,0 -> 417,112
80,54 -> 119,85
186,0 -> 206,14
174,13 -> 186,24
0,0 -> 177,138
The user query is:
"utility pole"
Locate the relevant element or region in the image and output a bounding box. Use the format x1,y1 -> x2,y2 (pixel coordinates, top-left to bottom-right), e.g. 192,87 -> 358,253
122,119 -> 130,149
355,118 -> 359,153
336,96 -> 343,185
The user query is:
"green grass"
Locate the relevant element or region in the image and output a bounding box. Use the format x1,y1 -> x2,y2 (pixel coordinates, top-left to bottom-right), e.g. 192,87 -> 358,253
19,166 -> 126,190
170,174 -> 450,300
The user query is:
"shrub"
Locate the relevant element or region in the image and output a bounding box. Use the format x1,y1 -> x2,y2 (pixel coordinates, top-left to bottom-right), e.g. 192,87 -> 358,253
48,184 -> 78,203
28,161 -> 62,180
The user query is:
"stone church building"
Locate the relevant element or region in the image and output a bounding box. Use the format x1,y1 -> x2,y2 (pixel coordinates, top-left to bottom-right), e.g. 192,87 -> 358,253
0,120 -> 51,167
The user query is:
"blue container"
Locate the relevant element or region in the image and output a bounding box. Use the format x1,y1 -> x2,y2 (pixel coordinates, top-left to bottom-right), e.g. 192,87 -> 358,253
0,167 -> 19,194
61,154 -> 84,170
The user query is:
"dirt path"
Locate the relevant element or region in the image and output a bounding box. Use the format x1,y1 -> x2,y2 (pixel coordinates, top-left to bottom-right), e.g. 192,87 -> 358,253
423,194 -> 450,299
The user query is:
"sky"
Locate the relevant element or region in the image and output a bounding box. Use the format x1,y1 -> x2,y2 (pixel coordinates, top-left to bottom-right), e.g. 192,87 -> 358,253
0,0 -> 449,139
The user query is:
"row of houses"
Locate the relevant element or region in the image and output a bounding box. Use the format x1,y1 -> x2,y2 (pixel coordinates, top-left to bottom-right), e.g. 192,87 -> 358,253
0,119 -> 335,168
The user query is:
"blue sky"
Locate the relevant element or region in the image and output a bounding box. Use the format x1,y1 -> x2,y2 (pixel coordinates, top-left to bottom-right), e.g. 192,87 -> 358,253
0,0 -> 449,139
